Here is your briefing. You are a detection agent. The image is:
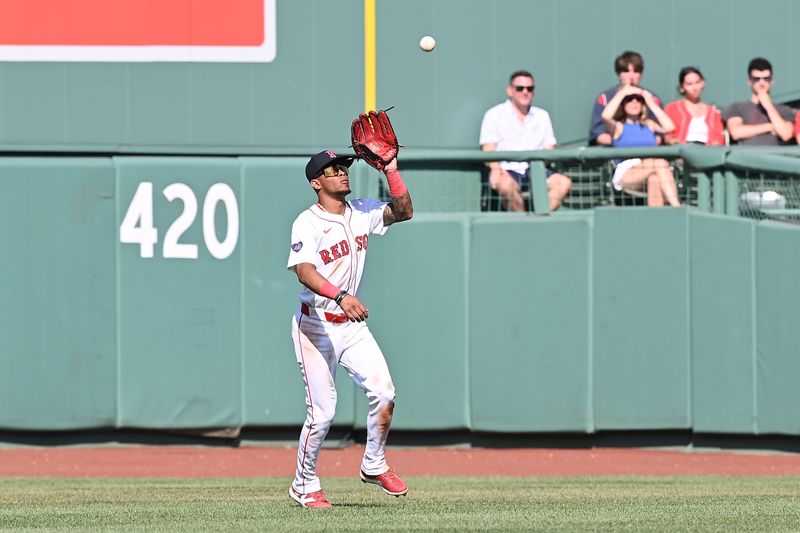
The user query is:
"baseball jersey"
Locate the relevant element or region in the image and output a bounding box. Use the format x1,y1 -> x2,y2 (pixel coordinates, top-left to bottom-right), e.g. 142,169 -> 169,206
479,100 -> 557,174
287,198 -> 388,313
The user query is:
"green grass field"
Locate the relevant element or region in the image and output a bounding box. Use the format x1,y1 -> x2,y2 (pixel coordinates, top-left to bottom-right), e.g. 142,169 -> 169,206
1,477 -> 799,532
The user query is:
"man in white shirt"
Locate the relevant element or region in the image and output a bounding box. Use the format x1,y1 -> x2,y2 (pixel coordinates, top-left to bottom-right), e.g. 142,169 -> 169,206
479,70 -> 571,212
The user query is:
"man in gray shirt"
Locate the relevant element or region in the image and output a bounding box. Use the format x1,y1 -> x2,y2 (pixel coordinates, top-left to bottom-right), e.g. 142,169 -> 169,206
723,57 -> 796,146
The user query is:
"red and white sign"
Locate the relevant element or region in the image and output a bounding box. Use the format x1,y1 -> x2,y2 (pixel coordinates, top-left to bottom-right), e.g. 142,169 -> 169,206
0,0 -> 276,62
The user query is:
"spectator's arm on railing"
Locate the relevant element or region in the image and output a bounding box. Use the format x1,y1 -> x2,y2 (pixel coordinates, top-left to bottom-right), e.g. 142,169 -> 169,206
480,142 -> 508,190
480,142 -> 499,170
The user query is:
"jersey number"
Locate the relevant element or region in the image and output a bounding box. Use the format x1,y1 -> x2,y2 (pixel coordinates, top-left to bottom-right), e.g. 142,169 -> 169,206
119,182 -> 239,259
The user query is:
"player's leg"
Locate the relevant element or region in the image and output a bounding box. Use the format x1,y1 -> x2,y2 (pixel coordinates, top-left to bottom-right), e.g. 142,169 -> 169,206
290,314 -> 339,499
339,324 -> 395,474
338,323 -> 407,495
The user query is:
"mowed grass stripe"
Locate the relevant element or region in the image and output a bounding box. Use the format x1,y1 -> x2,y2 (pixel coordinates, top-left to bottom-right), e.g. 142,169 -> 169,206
1,477 -> 799,532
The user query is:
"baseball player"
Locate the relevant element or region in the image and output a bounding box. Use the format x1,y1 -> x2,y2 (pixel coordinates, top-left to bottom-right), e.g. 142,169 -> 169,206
286,112 -> 413,509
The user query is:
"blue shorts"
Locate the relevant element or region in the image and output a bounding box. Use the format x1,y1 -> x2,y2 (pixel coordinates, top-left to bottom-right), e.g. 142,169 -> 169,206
507,167 -> 556,188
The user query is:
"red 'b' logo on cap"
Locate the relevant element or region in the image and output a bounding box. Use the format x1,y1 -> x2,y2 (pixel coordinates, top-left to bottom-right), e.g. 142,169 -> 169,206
326,150 -> 337,159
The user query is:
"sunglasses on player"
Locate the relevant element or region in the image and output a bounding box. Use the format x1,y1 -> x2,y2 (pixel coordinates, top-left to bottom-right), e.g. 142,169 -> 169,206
319,164 -> 350,178
514,85 -> 535,93
750,76 -> 772,82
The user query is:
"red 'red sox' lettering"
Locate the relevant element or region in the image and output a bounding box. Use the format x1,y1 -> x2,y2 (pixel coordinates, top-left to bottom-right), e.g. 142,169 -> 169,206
319,239 -> 357,265
355,234 -> 369,251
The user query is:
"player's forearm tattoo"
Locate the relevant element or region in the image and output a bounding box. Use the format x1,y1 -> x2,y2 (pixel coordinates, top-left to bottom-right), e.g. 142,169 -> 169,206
386,192 -> 413,224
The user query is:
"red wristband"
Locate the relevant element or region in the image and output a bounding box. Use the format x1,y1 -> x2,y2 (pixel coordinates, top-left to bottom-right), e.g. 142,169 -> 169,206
319,280 -> 341,300
385,169 -> 408,197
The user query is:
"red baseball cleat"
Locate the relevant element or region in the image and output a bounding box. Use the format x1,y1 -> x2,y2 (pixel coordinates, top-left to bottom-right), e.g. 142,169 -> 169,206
360,468 -> 408,497
288,487 -> 333,509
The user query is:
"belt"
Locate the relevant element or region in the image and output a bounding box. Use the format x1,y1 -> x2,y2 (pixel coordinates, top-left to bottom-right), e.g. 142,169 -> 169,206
301,303 -> 349,323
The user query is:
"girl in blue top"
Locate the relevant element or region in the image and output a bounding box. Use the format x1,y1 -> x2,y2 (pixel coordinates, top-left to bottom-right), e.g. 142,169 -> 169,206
601,86 -> 680,207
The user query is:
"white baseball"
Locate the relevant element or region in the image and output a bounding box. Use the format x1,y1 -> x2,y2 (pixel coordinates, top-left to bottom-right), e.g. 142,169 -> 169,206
419,35 -> 436,52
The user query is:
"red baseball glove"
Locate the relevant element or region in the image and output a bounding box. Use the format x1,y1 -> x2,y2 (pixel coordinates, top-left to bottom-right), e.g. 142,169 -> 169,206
351,109 -> 399,172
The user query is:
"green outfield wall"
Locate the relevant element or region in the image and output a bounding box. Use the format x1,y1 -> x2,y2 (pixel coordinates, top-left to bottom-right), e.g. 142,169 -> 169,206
1,156 -> 799,436
0,0 -> 799,151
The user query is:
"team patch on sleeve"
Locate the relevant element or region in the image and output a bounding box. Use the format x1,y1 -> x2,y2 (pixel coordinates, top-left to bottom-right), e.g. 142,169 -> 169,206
291,242 -> 303,252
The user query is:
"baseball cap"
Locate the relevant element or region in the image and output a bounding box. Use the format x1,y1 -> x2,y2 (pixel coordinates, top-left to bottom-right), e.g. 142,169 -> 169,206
305,150 -> 355,181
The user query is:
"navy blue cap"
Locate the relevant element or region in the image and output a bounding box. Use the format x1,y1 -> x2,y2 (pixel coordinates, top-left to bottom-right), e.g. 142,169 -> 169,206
305,150 -> 355,181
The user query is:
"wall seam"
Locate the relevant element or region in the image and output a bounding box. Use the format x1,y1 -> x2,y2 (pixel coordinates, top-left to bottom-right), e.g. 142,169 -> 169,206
239,160 -> 247,428
114,157 -> 122,429
685,210 -> 693,432
587,215 -> 595,434
751,222 -> 758,434
463,216 -> 472,430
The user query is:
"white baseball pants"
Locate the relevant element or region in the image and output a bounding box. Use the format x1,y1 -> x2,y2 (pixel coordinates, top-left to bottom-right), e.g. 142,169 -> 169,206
290,310 -> 396,495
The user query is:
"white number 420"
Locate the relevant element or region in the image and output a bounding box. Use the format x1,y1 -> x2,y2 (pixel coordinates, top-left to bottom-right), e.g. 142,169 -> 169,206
119,182 -> 239,259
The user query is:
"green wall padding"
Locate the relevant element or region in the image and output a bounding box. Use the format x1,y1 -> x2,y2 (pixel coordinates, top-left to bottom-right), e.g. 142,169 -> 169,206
0,159 -> 117,429
469,217 -> 592,432
592,208 -> 691,429
690,213 -> 756,433
115,158 -> 242,428
755,222 -> 800,434
2,157 -> 800,436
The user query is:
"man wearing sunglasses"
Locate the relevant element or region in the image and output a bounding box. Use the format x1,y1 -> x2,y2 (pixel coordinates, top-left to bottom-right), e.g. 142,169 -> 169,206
479,70 -> 571,212
723,57 -> 795,146
286,148 -> 413,509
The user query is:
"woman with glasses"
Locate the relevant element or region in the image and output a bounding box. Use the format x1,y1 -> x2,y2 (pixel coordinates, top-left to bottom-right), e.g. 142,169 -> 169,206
601,85 -> 681,207
664,67 -> 725,145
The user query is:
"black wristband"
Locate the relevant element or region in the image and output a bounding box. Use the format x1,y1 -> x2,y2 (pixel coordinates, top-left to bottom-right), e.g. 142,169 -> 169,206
334,290 -> 348,306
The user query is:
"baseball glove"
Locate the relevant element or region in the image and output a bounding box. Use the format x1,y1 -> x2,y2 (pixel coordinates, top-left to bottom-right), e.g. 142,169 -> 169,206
351,109 -> 399,172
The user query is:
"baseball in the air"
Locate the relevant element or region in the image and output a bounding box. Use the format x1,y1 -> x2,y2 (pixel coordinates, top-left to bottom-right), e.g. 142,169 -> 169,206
419,35 -> 436,52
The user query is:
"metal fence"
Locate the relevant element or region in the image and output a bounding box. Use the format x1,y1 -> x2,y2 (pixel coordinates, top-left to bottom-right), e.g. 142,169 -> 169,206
367,146 -> 800,223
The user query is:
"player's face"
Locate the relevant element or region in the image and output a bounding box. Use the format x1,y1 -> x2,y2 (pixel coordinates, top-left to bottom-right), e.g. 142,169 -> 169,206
618,65 -> 642,87
748,69 -> 773,94
314,164 -> 351,196
680,72 -> 705,101
507,76 -> 534,107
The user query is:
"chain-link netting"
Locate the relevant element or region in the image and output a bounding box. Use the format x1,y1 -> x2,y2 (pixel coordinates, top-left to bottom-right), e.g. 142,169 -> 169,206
372,158 -> 697,212
734,170 -> 800,222
362,151 -> 800,224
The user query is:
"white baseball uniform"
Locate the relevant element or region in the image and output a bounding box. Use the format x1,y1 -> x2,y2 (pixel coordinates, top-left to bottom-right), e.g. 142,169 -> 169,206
287,198 -> 396,495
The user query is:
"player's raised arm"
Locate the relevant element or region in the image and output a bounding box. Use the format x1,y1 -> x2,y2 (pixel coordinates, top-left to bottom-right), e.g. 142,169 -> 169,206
351,109 -> 413,226
382,157 -> 413,226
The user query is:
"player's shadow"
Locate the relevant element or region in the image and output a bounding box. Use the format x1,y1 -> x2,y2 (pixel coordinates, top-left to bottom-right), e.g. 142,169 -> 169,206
330,502 -> 401,508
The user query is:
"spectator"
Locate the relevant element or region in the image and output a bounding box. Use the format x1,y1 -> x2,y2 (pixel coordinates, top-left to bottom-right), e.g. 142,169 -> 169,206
795,112 -> 800,144
723,57 -> 795,145
479,70 -> 571,212
665,67 -> 725,145
601,86 -> 681,207
589,51 -> 663,146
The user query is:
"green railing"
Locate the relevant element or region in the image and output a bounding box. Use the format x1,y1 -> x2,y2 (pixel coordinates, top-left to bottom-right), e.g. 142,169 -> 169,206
375,145 -> 800,222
